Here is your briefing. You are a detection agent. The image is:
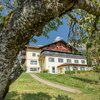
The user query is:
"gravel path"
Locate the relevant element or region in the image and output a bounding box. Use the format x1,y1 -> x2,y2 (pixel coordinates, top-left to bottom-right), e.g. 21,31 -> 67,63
30,73 -> 81,94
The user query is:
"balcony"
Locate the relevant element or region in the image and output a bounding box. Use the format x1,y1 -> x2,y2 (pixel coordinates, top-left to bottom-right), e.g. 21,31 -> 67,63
40,50 -> 85,59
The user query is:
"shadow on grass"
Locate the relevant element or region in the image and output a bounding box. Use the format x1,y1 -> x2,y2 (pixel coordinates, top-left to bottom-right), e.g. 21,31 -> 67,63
5,91 -> 73,100
71,76 -> 98,84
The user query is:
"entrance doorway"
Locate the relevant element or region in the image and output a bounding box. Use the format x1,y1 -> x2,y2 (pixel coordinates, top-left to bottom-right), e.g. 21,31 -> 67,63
52,66 -> 55,73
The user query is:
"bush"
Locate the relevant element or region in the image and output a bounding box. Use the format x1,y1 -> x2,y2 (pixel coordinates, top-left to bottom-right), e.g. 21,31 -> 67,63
43,69 -> 49,73
56,95 -> 73,100
65,70 -> 92,74
77,70 -> 86,73
65,70 -> 75,74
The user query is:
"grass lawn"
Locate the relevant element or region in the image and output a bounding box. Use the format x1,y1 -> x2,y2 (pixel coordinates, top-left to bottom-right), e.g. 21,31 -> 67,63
36,72 -> 100,100
5,73 -> 73,100
5,72 -> 100,100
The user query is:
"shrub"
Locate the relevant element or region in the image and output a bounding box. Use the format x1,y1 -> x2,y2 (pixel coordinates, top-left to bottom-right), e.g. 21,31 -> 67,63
77,70 -> 86,73
56,95 -> 73,100
65,70 -> 93,74
43,69 -> 49,73
65,70 -> 75,74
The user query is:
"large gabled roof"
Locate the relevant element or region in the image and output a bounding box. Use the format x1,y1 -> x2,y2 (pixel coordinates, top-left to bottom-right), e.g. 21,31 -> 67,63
25,40 -> 79,52
40,40 -> 79,51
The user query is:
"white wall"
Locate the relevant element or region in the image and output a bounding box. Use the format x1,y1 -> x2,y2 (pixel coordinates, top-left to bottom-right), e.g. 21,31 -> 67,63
44,56 -> 87,74
25,48 -> 41,72
25,48 -> 87,74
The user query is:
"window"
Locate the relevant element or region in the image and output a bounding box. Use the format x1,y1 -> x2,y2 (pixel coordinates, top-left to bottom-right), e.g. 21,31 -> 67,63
30,67 -> 37,71
52,66 -> 55,73
81,60 -> 85,64
73,66 -> 78,70
74,60 -> 79,64
32,53 -> 36,57
48,58 -> 55,62
30,60 -> 37,65
65,66 -> 70,70
67,59 -> 71,63
58,58 -> 63,63
80,67 -> 85,71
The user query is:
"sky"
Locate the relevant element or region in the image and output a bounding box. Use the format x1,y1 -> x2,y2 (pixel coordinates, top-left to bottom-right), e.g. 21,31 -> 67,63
30,18 -> 70,46
1,8 -> 8,16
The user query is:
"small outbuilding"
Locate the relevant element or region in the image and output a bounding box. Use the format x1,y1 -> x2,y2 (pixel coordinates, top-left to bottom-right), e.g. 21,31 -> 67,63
57,63 -> 92,74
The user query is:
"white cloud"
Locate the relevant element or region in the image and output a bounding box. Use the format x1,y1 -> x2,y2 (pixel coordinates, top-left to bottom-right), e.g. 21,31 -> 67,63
38,45 -> 43,47
54,36 -> 63,42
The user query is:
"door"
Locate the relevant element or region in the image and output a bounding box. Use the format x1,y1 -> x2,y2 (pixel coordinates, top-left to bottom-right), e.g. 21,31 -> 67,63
52,66 -> 55,73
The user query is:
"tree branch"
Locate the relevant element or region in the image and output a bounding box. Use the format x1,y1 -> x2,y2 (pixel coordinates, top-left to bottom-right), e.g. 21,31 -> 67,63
76,0 -> 100,16
3,0 -> 76,55
67,12 -> 79,23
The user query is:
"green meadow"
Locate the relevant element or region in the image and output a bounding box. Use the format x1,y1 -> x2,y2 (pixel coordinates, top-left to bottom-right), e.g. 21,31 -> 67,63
5,72 -> 100,100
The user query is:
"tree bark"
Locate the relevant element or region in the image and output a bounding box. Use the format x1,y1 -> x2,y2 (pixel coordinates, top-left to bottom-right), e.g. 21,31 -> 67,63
76,0 -> 100,16
3,62 -> 25,99
0,0 -> 100,99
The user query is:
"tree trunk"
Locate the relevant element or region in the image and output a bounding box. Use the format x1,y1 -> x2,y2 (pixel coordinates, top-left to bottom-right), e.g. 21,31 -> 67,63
2,63 -> 25,99
0,0 -> 100,99
0,28 -> 21,99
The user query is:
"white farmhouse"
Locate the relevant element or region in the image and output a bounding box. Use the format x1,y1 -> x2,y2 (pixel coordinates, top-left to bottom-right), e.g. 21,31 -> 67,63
21,40 -> 92,74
